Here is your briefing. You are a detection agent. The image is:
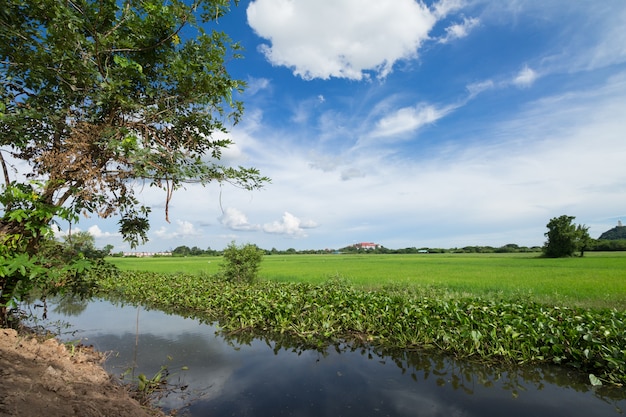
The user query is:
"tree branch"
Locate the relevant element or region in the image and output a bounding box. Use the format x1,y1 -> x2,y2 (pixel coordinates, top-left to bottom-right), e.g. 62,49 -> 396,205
0,150 -> 11,187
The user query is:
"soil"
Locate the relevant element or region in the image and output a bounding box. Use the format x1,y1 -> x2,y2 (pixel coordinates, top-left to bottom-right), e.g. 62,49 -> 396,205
0,328 -> 167,417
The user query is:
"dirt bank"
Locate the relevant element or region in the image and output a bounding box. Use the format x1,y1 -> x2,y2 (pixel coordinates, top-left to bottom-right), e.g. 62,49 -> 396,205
0,328 -> 166,417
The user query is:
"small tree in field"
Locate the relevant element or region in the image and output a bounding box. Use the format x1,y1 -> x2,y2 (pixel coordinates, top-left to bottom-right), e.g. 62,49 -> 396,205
543,215 -> 590,258
220,242 -> 263,283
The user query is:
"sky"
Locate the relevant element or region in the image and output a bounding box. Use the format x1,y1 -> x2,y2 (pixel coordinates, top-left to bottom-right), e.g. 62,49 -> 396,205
77,0 -> 626,252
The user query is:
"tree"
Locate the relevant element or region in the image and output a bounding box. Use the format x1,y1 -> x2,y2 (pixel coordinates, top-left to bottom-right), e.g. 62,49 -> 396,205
575,224 -> 591,257
189,246 -> 204,256
0,0 -> 268,322
62,231 -> 99,258
543,215 -> 590,258
103,244 -> 114,256
220,242 -> 263,283
172,246 -> 191,257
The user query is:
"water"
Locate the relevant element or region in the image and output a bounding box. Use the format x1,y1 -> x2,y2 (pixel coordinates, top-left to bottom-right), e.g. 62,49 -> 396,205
30,298 -> 626,417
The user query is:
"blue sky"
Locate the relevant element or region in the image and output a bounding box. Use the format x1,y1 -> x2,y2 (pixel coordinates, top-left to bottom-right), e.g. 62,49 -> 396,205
78,0 -> 626,252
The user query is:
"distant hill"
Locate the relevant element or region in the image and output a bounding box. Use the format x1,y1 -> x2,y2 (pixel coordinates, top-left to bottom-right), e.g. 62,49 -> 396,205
598,225 -> 626,240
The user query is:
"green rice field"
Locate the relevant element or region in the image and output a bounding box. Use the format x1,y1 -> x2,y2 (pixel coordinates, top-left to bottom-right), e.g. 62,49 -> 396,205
108,252 -> 626,310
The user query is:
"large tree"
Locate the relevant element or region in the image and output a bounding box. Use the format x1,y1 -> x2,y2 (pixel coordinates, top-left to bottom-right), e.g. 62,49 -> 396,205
0,0 -> 268,320
543,215 -> 590,258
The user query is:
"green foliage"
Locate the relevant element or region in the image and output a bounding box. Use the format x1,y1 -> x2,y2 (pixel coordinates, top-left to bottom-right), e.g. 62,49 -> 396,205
543,215 -> 590,257
0,182 -> 79,323
0,0 -> 268,322
96,271 -> 626,386
0,183 -> 117,323
1,0 -> 269,244
59,231 -> 107,259
0,249 -> 104,325
170,245 -> 221,256
592,239 -> 626,251
219,242 -> 264,283
120,361 -> 189,407
134,366 -> 169,405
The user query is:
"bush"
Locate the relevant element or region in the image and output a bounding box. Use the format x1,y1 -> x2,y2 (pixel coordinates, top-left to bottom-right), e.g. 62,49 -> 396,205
220,242 -> 264,283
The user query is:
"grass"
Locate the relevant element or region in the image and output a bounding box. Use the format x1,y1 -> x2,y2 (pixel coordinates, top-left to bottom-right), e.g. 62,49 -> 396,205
108,252 -> 626,310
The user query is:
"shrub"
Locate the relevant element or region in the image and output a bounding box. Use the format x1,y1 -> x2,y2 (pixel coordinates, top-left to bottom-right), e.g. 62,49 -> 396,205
220,242 -> 263,283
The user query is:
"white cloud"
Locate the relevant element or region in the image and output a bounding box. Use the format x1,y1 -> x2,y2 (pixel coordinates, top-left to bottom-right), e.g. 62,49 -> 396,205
340,167 -> 366,181
247,0 -> 460,80
512,65 -> 538,88
263,212 -> 318,237
309,153 -> 342,172
438,17 -> 480,43
433,0 -> 465,18
477,2 -> 626,77
101,70 -> 626,251
87,225 -> 118,238
252,72 -> 625,248
585,6 -> 626,70
154,220 -> 201,239
467,68 -> 537,98
52,224 -> 117,239
466,79 -> 495,97
245,77 -> 271,95
219,207 -> 260,231
71,1 -> 626,253
369,103 -> 451,139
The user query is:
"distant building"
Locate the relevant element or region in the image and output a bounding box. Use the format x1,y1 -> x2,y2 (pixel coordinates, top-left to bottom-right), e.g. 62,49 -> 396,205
122,251 -> 172,257
353,242 -> 380,250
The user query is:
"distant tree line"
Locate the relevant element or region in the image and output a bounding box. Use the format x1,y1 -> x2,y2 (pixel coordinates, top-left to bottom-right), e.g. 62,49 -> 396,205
130,218 -> 626,258
335,244 -> 544,255
586,239 -> 626,251
162,243 -> 545,257
170,246 -> 221,257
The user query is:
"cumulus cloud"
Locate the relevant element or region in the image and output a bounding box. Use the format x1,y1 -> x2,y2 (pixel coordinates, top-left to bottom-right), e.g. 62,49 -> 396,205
438,17 -> 480,43
154,220 -> 201,239
53,224 -> 118,239
87,225 -> 118,238
247,0 -> 462,80
219,207 -> 260,231
263,212 -> 318,237
512,65 -> 538,88
369,103 -> 451,139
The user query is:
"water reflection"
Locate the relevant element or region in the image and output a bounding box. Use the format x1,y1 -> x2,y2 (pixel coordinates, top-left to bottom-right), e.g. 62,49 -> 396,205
51,295 -> 90,317
32,297 -> 626,417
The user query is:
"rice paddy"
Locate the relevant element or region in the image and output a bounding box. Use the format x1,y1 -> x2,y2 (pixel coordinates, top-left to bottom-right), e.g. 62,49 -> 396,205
108,252 -> 626,310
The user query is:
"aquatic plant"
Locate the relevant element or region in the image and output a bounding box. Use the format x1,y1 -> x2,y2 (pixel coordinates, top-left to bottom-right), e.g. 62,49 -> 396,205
97,271 -> 626,385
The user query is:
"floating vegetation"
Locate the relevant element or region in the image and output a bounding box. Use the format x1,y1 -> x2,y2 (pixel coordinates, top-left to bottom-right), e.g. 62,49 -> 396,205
97,271 -> 626,386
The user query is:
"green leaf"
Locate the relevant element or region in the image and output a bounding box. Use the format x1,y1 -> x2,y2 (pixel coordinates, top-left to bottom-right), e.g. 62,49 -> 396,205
113,55 -> 143,73
589,374 -> 602,386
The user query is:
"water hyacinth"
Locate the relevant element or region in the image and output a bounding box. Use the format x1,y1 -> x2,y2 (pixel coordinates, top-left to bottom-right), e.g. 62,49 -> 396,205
97,271 -> 626,385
